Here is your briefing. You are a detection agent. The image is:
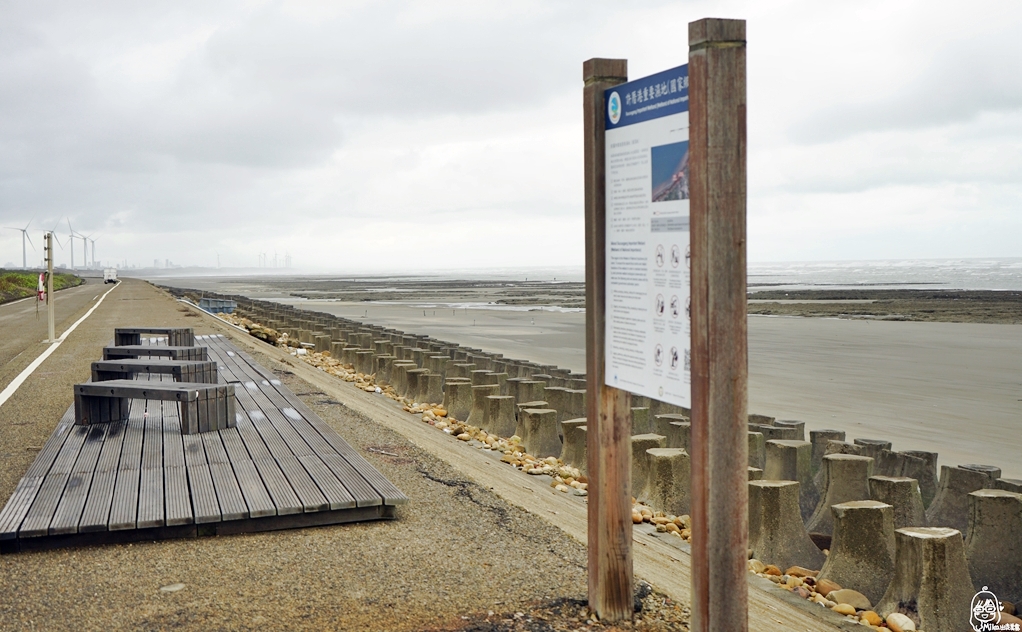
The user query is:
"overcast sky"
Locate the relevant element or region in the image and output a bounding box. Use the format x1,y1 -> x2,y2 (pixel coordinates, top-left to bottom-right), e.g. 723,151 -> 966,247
2,0 -> 1021,272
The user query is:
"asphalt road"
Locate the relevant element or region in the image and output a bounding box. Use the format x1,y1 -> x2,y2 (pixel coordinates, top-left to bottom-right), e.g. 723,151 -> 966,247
0,278 -> 111,394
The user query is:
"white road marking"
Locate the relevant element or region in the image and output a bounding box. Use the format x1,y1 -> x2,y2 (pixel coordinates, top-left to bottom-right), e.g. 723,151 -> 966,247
0,281 -> 120,411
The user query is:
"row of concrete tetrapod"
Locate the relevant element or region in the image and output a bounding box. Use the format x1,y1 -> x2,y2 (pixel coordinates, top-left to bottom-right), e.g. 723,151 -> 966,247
185,290 -> 1022,632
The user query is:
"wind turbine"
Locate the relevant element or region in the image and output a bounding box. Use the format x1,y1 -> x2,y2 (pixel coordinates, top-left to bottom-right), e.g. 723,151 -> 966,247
65,219 -> 76,271
69,223 -> 88,269
88,236 -> 98,268
3,216 -> 35,268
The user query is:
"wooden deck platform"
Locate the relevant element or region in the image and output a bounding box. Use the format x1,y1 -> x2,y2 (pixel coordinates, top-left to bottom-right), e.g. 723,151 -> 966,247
0,334 -> 407,553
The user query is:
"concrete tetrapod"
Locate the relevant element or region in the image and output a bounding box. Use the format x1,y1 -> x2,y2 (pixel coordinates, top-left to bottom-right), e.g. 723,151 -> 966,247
516,380 -> 545,404
748,480 -> 826,571
870,476 -> 927,529
748,467 -> 763,481
630,434 -> 666,501
807,454 -> 874,538
748,431 -> 765,470
405,368 -> 430,400
356,350 -> 377,375
390,362 -> 417,398
853,438 -> 893,462
465,384 -> 499,426
994,478 -> 1022,494
653,414 -> 690,450
631,407 -> 652,435
488,372 -> 509,396
543,387 -> 568,420
764,439 -> 818,522
559,418 -> 587,468
419,373 -> 444,405
813,440 -> 864,491
964,489 -> 1022,604
773,419 -> 805,441
877,527 -> 973,632
470,369 -> 495,385
520,408 -> 561,459
484,395 -> 517,437
926,464 -> 1000,535
901,450 -> 939,508
644,448 -> 691,516
810,430 -> 846,476
816,500 -> 896,606
442,381 -> 473,421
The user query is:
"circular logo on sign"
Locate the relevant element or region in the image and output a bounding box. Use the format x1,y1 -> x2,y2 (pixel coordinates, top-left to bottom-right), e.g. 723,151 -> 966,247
608,91 -> 622,125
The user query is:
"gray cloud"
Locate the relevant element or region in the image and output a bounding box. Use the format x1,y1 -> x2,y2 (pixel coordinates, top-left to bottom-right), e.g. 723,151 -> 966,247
1,0 -> 1020,269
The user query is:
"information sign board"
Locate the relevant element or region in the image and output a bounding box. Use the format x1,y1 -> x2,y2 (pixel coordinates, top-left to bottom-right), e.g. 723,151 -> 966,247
604,64 -> 691,407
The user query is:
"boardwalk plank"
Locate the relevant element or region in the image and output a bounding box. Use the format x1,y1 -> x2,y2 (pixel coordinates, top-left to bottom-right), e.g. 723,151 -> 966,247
78,471 -> 117,533
219,428 -> 251,462
318,454 -> 383,508
162,416 -> 186,469
200,432 -> 230,464
297,455 -> 356,510
253,458 -> 303,516
24,407 -> 76,478
19,474 -> 71,537
209,462 -> 248,521
277,457 -> 329,513
95,421 -> 127,472
137,467 -> 165,529
0,478 -> 44,540
48,425 -> 110,535
141,410 -> 163,470
164,466 -> 193,526
187,464 -> 221,524
231,460 -> 276,518
108,402 -> 146,531
182,434 -> 207,468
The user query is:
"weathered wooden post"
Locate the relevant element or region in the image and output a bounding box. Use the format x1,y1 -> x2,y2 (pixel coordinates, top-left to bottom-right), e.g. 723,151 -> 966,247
688,17 -> 749,632
583,57 -> 633,622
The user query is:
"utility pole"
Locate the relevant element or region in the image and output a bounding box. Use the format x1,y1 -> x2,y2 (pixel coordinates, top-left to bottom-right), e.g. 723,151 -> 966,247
45,232 -> 55,342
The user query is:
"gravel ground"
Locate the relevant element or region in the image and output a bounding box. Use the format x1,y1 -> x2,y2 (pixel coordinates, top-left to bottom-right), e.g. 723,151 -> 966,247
0,280 -> 690,631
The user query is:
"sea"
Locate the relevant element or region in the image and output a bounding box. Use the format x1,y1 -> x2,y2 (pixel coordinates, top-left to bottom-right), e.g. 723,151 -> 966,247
428,258 -> 1022,292
153,258 -> 1022,294
747,258 -> 1022,292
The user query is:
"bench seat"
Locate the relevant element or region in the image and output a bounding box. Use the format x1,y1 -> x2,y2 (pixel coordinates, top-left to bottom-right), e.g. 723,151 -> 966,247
74,380 -> 235,434
91,359 -> 218,384
102,345 -> 208,361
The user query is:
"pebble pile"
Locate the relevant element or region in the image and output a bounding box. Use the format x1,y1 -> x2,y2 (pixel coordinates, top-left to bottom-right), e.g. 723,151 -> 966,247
747,558 -> 1018,631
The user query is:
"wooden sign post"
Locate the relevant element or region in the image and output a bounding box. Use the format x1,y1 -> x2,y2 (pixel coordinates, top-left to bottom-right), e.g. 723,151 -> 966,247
583,17 -> 746,627
583,57 -> 633,622
688,18 -> 748,632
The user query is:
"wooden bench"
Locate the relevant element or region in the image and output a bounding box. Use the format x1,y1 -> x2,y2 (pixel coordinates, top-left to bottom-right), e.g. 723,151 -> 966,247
91,359 -> 219,384
114,327 -> 194,347
102,345 -> 208,361
74,380 -> 236,434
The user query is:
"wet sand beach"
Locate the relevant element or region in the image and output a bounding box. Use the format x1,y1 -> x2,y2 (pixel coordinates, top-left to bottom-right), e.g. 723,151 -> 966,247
280,298 -> 1022,480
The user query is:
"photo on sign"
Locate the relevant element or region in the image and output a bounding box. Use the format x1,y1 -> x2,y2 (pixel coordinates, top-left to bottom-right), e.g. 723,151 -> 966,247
650,140 -> 689,202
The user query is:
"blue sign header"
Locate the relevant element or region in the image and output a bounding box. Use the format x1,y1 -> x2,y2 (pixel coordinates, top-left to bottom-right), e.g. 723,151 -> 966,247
605,64 -> 688,130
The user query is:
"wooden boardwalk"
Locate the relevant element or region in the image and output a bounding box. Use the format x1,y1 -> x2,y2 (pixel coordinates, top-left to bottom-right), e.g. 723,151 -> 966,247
0,334 -> 407,553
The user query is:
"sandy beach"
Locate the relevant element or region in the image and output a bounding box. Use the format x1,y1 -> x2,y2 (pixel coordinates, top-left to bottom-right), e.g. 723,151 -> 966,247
276,297 -> 1022,481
